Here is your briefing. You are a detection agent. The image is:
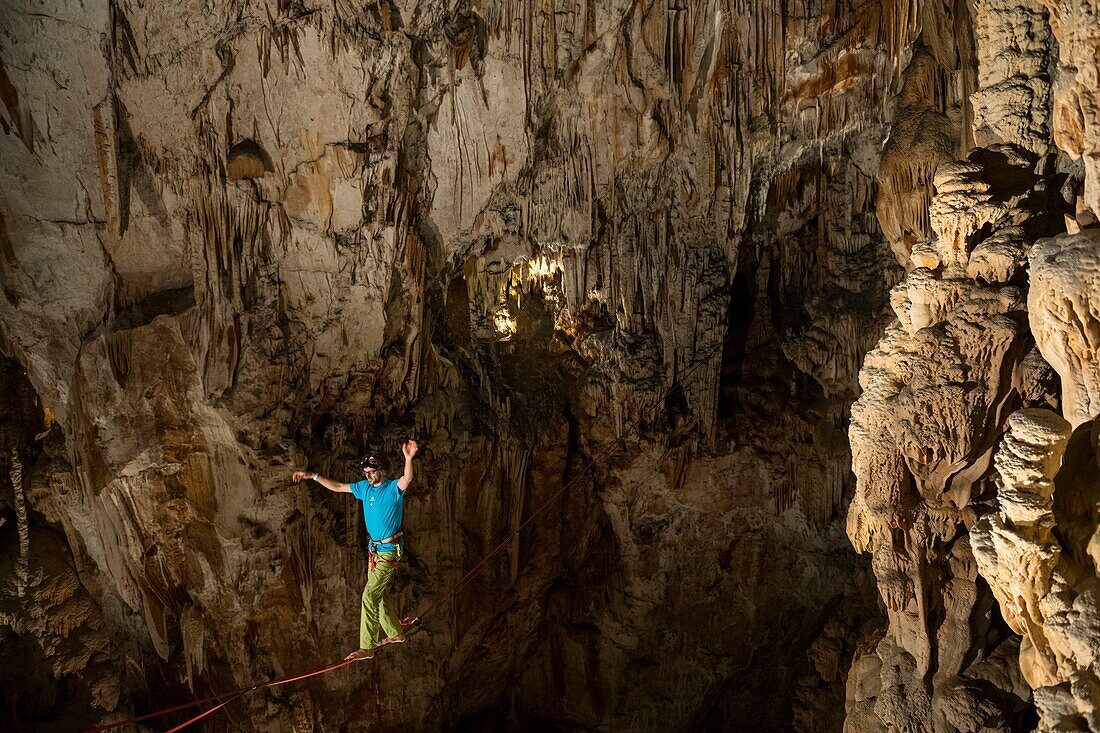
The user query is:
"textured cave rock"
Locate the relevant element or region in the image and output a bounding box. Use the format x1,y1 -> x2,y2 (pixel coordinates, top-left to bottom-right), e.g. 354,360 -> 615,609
4,0 -> 1100,730
970,408 -> 1082,732
1039,0 -> 1100,221
1030,229 -> 1100,427
0,358 -> 122,731
835,0 -> 1100,723
845,144 -> 1067,731
972,403 -> 1100,731
0,0 -> 901,730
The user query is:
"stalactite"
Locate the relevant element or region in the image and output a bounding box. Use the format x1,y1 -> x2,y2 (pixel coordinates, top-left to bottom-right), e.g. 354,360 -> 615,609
286,505 -> 319,629
91,98 -> 120,235
184,181 -> 268,396
501,441 -> 531,583
105,332 -> 131,387
180,604 -> 206,690
11,450 -> 29,598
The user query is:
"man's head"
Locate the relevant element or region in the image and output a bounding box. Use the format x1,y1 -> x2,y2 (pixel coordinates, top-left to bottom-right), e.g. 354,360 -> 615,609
360,454 -> 386,485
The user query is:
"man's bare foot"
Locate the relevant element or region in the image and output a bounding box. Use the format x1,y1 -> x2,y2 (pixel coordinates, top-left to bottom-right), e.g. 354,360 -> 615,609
345,647 -> 375,662
377,633 -> 406,647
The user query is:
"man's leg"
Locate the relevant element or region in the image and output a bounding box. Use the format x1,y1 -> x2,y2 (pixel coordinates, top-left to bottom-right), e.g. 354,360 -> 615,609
373,552 -> 404,643
360,552 -> 401,646
358,560 -> 387,650
346,575 -> 379,660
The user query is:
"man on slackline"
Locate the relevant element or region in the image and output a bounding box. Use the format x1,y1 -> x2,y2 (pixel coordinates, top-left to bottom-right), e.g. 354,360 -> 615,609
292,439 -> 418,661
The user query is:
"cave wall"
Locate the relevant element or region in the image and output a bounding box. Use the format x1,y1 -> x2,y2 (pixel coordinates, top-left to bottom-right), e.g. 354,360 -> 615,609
843,0 -> 1100,726
1,0 -> 1098,730
0,0 -> 901,729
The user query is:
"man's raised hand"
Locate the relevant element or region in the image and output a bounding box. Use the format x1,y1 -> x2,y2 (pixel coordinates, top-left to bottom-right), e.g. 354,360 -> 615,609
292,470 -> 311,483
402,439 -> 419,459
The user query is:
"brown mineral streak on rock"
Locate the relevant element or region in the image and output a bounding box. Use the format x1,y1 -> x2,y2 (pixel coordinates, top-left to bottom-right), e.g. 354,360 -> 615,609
3,0 -> 1100,730
0,57 -> 34,153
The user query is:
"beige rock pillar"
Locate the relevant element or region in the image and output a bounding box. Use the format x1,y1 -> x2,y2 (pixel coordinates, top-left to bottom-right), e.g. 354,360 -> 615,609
1037,0 -> 1100,218
1029,230 -> 1100,426
971,408 -> 1072,689
970,0 -> 1052,154
971,406 -> 1100,731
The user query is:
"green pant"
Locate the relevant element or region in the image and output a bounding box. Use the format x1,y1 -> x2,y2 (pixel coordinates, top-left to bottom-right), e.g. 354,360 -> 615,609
359,551 -> 402,649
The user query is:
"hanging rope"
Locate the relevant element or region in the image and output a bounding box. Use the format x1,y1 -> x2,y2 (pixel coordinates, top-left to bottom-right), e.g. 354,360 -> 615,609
83,356 -> 711,733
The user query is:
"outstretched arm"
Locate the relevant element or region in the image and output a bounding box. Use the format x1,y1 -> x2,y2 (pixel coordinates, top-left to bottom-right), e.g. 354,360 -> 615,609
292,470 -> 351,493
397,439 -> 418,492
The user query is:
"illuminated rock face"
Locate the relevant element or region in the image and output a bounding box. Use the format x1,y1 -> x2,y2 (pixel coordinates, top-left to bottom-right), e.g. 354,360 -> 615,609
840,0 -> 1100,728
845,143 -> 1066,733
1040,0 -> 1100,223
0,0 -> 1098,731
839,0 -> 1070,723
971,404 -> 1100,732
1030,229 -> 1100,427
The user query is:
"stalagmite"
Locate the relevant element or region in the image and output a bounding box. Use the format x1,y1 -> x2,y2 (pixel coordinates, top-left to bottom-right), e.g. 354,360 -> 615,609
846,140 -> 1065,731
972,409 -> 1071,687
971,407 -> 1100,730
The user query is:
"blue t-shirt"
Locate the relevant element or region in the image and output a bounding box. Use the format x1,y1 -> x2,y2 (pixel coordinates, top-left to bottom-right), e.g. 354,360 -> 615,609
350,478 -> 404,551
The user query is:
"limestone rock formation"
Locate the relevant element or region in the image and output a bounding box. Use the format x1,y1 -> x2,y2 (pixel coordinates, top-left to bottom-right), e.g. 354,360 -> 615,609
1030,229 -> 1100,427
1040,0 -> 1100,220
971,409 -> 1076,729
1,0 -> 898,729
0,359 -> 123,731
969,213 -> 1100,733
972,403 -> 1100,731
4,0 -> 1100,729
831,0 -> 1100,724
846,141 -> 1067,731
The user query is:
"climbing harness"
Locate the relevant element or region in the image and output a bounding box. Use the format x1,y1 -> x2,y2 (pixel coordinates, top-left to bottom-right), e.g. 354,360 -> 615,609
81,364 -> 708,733
367,531 -> 403,571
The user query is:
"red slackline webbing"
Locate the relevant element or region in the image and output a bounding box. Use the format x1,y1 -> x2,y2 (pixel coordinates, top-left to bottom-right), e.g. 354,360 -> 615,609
161,659 -> 355,733
83,659 -> 356,733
